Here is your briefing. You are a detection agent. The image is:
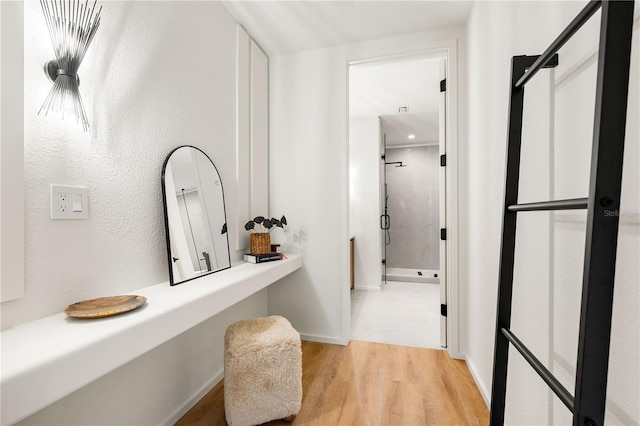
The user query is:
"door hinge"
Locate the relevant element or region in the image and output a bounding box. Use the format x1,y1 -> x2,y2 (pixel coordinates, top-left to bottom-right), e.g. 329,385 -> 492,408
441,304 -> 448,317
440,154 -> 446,167
440,228 -> 447,241
440,79 -> 446,92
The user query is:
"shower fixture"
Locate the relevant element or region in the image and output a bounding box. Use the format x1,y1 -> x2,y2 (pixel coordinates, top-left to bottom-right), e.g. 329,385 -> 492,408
385,161 -> 407,168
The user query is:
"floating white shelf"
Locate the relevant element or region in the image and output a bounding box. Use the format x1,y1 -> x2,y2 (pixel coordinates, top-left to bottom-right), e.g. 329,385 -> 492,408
1,255 -> 302,425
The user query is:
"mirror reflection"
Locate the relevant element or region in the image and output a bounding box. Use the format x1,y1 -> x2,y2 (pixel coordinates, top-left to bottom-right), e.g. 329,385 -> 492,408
162,146 -> 231,285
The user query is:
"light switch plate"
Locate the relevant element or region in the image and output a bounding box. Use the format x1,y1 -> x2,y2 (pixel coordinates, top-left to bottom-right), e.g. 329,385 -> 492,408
50,184 -> 88,219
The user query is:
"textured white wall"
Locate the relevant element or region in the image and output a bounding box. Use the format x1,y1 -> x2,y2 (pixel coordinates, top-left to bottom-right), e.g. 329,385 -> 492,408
3,1 -> 268,423
3,0 -> 246,327
268,27 -> 465,344
464,2 -> 639,424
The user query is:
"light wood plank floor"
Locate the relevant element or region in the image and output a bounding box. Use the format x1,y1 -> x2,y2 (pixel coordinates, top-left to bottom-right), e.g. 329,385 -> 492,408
176,340 -> 489,426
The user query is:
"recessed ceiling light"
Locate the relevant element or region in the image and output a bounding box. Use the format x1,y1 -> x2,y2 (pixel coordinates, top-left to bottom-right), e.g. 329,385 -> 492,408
408,134 -> 416,139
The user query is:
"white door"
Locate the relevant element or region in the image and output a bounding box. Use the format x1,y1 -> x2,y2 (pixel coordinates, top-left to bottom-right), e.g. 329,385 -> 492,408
438,58 -> 448,348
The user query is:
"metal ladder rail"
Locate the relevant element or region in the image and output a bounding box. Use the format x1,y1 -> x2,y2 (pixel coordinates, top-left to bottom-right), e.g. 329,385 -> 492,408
489,1 -> 635,426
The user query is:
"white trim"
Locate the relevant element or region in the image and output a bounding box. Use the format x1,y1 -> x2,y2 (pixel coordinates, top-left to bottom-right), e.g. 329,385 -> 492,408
235,25 -> 251,251
438,56 -> 448,349
465,355 -> 491,408
345,38 -> 462,359
249,40 -> 269,220
301,333 -> 349,346
443,39 -> 462,359
353,284 -> 382,291
0,0 -> 25,303
349,49 -> 447,68
387,142 -> 439,149
341,62 -> 352,352
163,369 -> 224,425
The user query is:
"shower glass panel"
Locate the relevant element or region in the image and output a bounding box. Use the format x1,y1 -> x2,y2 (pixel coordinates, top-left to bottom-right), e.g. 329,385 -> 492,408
384,146 -> 440,275
380,132 -> 389,287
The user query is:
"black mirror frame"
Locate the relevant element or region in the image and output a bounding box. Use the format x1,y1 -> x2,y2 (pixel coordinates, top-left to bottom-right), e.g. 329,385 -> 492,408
161,145 -> 232,286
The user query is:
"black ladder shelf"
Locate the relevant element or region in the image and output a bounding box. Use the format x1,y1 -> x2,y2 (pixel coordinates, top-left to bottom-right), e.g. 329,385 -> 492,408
490,1 -> 635,426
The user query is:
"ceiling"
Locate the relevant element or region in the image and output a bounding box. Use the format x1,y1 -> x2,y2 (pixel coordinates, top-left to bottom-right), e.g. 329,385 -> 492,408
221,1 -> 472,57
349,57 -> 442,118
382,112 -> 439,147
351,57 -> 442,147
221,1 -> 465,148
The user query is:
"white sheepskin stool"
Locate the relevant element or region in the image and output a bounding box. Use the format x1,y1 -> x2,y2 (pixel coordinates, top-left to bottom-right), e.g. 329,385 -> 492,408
224,315 -> 302,426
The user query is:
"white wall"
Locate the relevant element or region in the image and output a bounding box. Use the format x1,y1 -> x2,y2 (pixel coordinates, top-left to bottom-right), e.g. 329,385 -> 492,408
464,1 -> 639,424
267,27 -> 465,344
349,116 -> 381,290
3,1 -> 268,424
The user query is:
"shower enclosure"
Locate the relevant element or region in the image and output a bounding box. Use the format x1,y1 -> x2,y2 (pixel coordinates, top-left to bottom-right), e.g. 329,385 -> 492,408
381,140 -> 440,285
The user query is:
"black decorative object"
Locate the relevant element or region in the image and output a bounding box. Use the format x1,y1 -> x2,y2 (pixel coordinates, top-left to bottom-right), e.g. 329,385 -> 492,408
39,0 -> 102,131
490,1 -> 634,425
244,215 -> 287,234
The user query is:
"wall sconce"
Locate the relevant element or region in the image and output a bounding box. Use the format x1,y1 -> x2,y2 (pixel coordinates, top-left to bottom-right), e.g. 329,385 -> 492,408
38,0 -> 102,132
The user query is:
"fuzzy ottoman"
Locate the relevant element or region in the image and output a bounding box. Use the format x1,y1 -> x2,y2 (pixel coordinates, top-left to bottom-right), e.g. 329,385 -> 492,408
224,315 -> 302,426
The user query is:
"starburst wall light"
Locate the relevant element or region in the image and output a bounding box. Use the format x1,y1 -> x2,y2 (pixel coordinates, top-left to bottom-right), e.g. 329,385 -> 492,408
38,0 -> 102,132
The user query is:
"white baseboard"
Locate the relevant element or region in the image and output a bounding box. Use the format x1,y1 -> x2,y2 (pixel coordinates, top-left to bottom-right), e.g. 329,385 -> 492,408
353,284 -> 381,290
162,368 -> 224,425
300,333 -> 348,346
464,355 -> 491,407
447,349 -> 465,360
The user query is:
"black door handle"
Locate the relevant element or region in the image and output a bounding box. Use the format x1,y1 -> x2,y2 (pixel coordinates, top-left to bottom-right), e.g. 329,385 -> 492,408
380,214 -> 390,230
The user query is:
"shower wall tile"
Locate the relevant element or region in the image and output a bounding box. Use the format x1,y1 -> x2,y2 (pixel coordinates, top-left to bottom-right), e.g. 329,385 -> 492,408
386,146 -> 440,269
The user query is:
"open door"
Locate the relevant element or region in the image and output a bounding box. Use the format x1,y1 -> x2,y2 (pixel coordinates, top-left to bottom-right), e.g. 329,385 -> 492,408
438,58 -> 448,348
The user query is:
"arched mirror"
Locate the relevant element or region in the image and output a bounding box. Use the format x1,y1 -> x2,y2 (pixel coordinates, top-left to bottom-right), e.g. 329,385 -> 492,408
162,146 -> 231,285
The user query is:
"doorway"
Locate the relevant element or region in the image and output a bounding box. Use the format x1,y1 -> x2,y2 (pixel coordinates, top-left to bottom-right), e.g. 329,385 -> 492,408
349,54 -> 448,349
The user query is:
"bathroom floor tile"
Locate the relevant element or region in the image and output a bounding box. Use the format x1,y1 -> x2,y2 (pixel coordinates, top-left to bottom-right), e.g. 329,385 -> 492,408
350,281 -> 442,349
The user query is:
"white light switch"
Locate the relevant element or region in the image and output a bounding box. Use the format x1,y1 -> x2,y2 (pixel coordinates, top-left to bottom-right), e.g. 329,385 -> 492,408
72,194 -> 83,212
51,185 -> 88,219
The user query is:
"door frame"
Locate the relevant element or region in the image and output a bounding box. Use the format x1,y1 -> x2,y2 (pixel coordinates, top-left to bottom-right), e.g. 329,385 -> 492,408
438,57 -> 448,348
346,41 -> 462,358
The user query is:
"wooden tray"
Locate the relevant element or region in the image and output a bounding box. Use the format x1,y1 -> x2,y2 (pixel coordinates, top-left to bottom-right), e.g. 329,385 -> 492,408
64,295 -> 147,319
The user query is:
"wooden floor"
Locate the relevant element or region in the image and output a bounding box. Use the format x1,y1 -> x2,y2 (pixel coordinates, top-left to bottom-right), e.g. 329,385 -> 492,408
176,340 -> 489,426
